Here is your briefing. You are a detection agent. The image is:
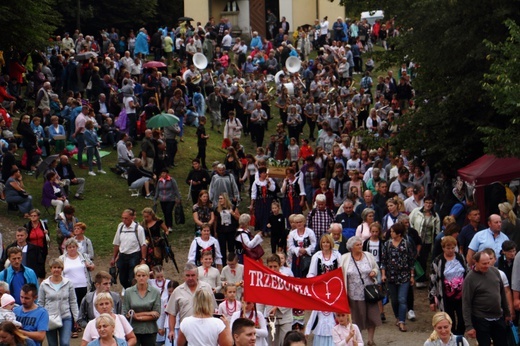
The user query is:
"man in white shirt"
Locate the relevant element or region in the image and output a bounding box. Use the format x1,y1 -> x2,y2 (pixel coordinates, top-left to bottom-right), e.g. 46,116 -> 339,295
61,33 -> 75,52
166,263 -> 216,341
120,51 -> 135,71
404,184 -> 425,213
221,30 -> 232,51
110,209 -> 147,288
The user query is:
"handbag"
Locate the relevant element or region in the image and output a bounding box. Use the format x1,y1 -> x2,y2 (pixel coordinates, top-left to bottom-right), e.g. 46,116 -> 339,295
174,203 -> 185,225
240,232 -> 265,260
86,77 -> 92,91
48,313 -> 63,330
414,260 -> 425,280
243,244 -> 265,260
352,253 -> 386,303
109,266 -> 118,285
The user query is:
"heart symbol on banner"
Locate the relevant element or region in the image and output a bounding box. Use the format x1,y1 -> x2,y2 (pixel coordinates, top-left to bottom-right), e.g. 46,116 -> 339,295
311,277 -> 344,306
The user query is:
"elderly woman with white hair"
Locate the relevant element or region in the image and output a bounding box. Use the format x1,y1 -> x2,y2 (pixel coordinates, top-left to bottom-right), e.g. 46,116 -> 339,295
499,202 -> 520,246
340,236 -> 381,346
356,208 -> 376,242
122,264 -> 161,345
235,213 -> 263,264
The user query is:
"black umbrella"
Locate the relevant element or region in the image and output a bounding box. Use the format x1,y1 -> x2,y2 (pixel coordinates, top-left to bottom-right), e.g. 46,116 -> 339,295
178,17 -> 194,22
162,232 -> 179,273
36,154 -> 59,179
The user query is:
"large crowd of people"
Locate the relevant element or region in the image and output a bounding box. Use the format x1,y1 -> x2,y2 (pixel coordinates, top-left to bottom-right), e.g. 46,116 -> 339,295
0,8 -> 519,346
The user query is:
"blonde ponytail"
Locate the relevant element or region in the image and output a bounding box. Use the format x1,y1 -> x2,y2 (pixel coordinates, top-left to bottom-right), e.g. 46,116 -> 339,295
428,312 -> 452,341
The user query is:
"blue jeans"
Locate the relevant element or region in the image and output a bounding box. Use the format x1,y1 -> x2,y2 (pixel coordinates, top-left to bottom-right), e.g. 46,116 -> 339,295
130,177 -> 151,190
387,281 -> 410,323
46,317 -> 72,346
76,133 -> 85,166
6,195 -> 33,214
86,146 -> 102,172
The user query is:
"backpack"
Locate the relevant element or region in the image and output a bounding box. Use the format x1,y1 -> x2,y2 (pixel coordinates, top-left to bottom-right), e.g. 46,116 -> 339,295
342,227 -> 356,240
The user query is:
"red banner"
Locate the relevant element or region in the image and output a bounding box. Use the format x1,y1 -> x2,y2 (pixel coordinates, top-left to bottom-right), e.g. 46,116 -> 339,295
243,256 -> 350,313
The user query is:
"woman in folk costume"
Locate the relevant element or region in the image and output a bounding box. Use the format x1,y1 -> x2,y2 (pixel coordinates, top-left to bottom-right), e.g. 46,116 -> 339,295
187,223 -> 223,270
250,167 -> 276,235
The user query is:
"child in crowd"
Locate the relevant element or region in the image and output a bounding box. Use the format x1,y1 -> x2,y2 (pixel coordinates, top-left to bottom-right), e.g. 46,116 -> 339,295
298,139 -> 313,163
287,137 -> 299,162
197,250 -> 222,292
221,253 -> 244,300
313,178 -> 334,210
332,313 -> 363,346
267,201 -> 286,254
218,284 -> 242,320
231,300 -> 269,346
84,120 -> 107,176
305,309 -> 335,345
276,251 -> 294,277
0,294 -> 21,327
362,222 -> 385,321
149,265 -> 171,301
162,280 -> 179,346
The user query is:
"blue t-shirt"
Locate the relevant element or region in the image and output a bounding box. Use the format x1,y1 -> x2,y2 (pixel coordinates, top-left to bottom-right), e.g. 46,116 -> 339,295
14,305 -> 49,346
11,271 -> 25,305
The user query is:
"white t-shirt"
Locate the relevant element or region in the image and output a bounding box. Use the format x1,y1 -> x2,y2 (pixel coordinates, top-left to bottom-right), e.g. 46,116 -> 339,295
368,240 -> 380,263
180,316 -> 225,346
321,21 -> 329,35
346,158 -> 361,171
82,314 -> 133,342
123,96 -> 136,114
63,256 -> 88,288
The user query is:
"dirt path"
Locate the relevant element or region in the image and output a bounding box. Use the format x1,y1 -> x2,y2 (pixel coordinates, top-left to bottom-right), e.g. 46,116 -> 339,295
0,216 -> 477,345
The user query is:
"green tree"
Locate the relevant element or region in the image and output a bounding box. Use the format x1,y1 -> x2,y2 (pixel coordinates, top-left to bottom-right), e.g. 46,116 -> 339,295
0,0 -> 60,50
54,0 -> 157,35
480,19 -> 520,157
86,0 -> 157,33
54,0 -> 94,32
338,0 -> 520,168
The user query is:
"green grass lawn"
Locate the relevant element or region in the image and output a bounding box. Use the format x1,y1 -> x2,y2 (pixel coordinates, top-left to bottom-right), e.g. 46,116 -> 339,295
5,46 -> 385,257
8,123 -> 251,256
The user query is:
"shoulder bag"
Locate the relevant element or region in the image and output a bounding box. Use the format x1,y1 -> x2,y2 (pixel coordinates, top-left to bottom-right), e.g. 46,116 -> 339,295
240,232 -> 264,260
352,253 -> 385,303
48,313 -> 63,330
